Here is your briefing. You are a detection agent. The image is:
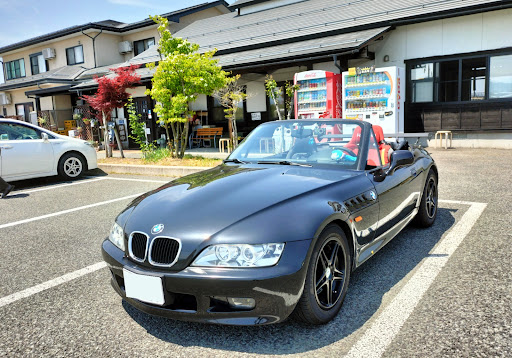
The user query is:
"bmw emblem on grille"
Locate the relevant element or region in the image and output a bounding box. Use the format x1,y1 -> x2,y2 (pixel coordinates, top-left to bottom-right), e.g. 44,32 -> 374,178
151,224 -> 164,235
369,191 -> 377,201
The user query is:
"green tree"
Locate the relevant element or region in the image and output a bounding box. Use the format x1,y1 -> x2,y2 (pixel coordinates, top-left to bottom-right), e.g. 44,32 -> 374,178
284,81 -> 299,119
146,15 -> 230,158
213,74 -> 247,149
265,75 -> 283,120
265,76 -> 299,120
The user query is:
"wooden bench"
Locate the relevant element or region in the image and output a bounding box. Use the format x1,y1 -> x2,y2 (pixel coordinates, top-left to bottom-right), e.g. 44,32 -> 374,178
189,127 -> 223,149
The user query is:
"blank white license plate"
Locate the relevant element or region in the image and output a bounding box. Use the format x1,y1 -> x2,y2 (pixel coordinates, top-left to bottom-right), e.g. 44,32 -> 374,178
123,268 -> 165,306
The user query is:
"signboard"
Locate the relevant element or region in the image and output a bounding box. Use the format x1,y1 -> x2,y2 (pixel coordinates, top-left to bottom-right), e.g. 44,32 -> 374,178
251,112 -> 261,121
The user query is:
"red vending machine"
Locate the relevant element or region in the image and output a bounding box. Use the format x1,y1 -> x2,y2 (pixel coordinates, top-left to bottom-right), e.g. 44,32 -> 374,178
294,70 -> 342,119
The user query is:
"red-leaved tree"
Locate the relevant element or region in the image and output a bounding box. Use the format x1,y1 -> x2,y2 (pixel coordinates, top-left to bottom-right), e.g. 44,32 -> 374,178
82,64 -> 141,158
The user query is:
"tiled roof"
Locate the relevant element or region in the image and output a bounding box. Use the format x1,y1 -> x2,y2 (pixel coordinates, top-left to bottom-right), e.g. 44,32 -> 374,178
0,66 -> 86,91
71,67 -> 156,90
174,0 -> 507,55
216,26 -> 390,67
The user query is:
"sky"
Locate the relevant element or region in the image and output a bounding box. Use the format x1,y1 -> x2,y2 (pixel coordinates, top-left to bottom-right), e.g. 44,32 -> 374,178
0,0 -> 234,82
0,0 -> 234,47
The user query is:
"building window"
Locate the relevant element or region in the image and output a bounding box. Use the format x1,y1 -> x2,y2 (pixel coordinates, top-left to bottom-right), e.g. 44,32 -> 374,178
461,58 -> 486,101
435,60 -> 459,102
66,45 -> 84,65
489,54 -> 512,99
210,96 -> 244,124
408,53 -> 512,103
29,53 -> 48,75
410,63 -> 434,103
134,38 -> 155,56
5,58 -> 26,80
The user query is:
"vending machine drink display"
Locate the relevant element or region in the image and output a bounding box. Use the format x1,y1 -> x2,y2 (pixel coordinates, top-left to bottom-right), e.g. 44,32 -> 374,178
342,66 -> 404,134
294,70 -> 342,119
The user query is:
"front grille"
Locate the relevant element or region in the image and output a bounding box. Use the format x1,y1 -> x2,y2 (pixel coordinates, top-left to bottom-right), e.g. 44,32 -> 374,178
149,237 -> 180,267
129,232 -> 148,262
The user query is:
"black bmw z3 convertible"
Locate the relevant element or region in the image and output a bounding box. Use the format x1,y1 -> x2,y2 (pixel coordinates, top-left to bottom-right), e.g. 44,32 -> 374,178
102,119 -> 438,326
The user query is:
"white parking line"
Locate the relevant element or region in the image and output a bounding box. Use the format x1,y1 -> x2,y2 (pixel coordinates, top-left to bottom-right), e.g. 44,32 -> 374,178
0,193 -> 143,230
345,200 -> 487,358
99,177 -> 169,184
0,262 -> 107,309
16,177 -> 107,195
0,199 -> 487,337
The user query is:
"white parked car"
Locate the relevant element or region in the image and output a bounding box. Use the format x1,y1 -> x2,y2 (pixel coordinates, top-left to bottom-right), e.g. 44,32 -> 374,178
0,118 -> 97,181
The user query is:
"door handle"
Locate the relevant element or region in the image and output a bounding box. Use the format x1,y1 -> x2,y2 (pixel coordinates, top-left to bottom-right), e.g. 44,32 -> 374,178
410,168 -> 417,177
0,145 -> 13,149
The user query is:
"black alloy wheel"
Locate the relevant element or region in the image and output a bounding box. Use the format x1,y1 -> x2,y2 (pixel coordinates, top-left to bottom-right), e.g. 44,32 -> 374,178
413,169 -> 438,227
293,225 -> 351,324
425,177 -> 437,219
315,239 -> 345,309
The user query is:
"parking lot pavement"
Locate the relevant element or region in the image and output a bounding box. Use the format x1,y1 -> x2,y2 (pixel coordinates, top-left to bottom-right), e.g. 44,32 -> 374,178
0,149 -> 510,357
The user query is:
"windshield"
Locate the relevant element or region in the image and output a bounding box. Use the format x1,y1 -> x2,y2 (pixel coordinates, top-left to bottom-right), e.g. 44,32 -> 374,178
229,121 -> 364,169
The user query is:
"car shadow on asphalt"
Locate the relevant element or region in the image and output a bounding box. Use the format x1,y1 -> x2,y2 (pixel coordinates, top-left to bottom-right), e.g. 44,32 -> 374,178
6,169 -> 107,192
122,207 -> 457,355
1,193 -> 29,199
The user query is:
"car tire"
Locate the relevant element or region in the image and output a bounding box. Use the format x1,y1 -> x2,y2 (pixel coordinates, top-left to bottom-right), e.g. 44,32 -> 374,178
293,225 -> 351,325
58,152 -> 85,180
412,169 -> 438,227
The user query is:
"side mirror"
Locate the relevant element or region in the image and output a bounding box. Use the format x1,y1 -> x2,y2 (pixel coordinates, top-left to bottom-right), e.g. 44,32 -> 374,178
385,150 -> 414,176
41,133 -> 49,142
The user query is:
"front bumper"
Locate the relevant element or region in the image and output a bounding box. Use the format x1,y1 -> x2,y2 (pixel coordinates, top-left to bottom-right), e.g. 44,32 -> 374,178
101,238 -> 312,325
83,146 -> 98,170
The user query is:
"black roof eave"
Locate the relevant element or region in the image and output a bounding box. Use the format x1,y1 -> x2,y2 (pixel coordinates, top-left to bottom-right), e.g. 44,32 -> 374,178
164,1 -> 231,22
0,79 -> 75,92
215,24 -> 392,57
0,1 -> 232,55
214,0 -> 512,56
25,85 -> 73,97
223,48 -> 360,72
229,0 -> 273,10
223,25 -> 389,71
69,78 -> 153,93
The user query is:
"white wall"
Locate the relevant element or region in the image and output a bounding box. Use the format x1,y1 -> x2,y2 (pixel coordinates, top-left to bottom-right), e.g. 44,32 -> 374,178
374,8 -> 512,68
126,86 -> 147,98
245,81 -> 266,112
190,94 -> 208,111
313,61 -> 341,73
95,33 -> 125,67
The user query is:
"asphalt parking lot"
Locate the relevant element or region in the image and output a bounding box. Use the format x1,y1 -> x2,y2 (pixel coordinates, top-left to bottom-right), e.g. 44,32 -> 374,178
0,148 -> 510,357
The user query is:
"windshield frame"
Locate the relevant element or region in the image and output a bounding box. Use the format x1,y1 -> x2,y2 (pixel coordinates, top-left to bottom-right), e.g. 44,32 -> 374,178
227,119 -> 373,171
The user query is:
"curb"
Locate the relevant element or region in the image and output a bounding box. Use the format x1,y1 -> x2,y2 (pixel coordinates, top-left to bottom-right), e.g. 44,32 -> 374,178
98,163 -> 211,177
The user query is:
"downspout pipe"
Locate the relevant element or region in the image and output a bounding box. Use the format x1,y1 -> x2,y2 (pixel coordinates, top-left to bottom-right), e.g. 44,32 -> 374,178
82,29 -> 103,68
333,54 -> 343,73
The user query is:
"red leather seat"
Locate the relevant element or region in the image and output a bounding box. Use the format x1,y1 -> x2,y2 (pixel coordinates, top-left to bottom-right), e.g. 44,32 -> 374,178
373,125 -> 392,165
345,126 -> 361,154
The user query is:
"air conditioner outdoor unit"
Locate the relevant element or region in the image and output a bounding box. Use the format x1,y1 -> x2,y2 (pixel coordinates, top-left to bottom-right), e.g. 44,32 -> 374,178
0,93 -> 12,105
118,41 -> 133,54
42,48 -> 56,59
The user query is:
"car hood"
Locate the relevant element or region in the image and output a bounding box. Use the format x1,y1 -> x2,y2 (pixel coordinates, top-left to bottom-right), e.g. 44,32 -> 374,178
123,164 -> 358,240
